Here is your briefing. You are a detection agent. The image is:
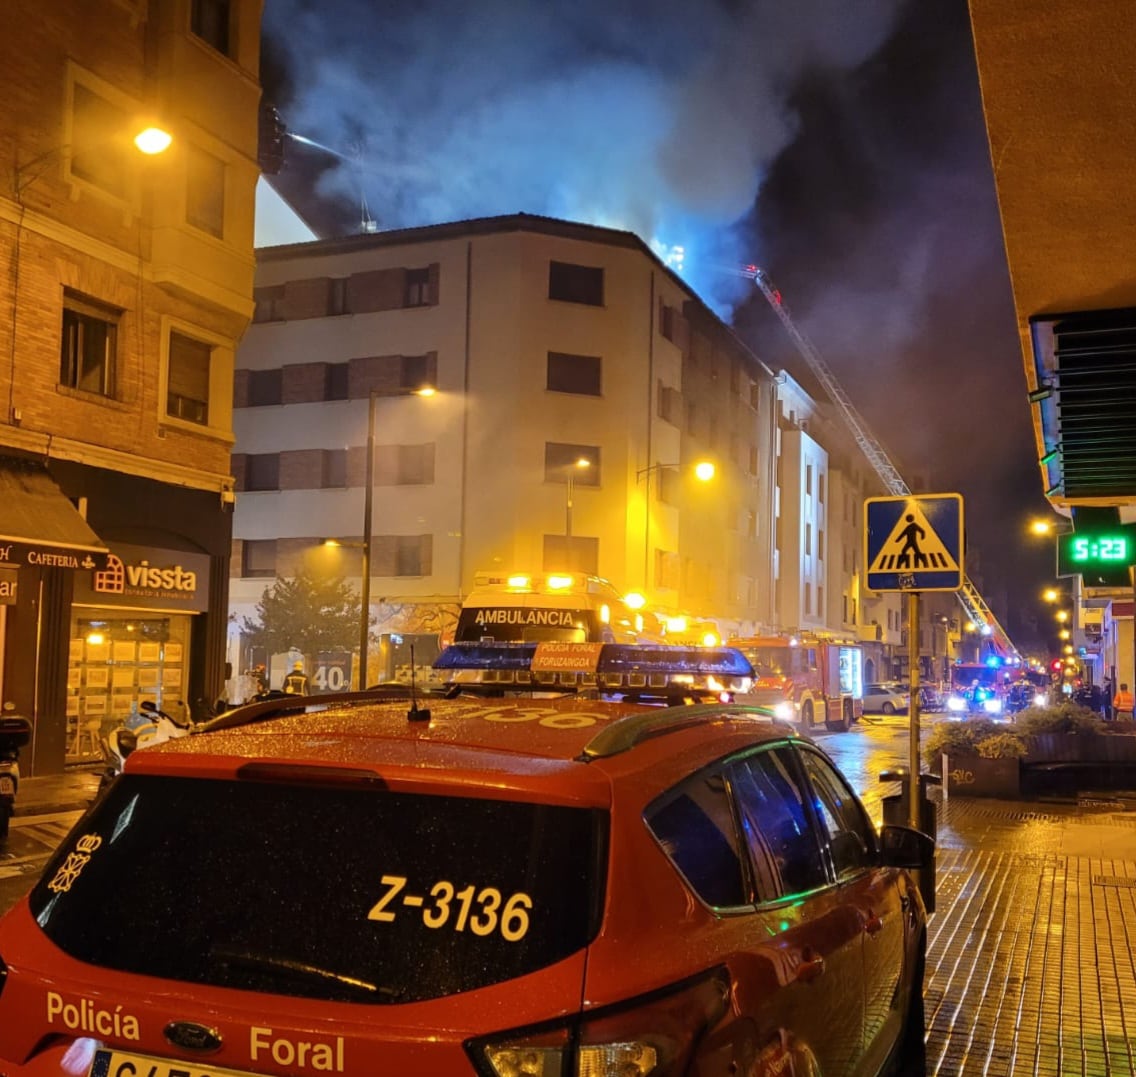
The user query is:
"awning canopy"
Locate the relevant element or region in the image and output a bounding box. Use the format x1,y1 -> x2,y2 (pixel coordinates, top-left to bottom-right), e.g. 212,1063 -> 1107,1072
0,457 -> 109,571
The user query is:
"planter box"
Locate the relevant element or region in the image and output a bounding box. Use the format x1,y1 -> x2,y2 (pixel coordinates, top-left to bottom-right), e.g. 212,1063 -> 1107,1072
1023,732 -> 1136,765
943,754 -> 1020,798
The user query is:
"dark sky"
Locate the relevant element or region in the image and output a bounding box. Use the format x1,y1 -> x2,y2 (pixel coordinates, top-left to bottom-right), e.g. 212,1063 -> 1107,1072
260,0 -> 1057,652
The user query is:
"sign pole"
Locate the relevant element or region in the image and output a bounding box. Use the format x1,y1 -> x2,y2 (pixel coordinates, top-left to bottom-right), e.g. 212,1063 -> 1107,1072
908,590 -> 921,829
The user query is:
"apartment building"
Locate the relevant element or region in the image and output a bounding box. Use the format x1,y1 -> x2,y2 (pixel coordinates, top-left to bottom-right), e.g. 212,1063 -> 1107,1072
233,215 -> 800,678
0,1 -> 263,773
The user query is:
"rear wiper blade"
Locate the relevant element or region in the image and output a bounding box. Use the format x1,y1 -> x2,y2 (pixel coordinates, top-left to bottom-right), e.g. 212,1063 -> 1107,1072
209,945 -> 402,998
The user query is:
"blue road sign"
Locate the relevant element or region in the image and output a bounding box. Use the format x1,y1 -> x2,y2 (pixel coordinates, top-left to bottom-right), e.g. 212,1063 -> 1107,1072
865,493 -> 964,591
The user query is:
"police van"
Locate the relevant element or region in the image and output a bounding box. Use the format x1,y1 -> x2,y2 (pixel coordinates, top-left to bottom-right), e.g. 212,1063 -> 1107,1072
455,572 -> 643,644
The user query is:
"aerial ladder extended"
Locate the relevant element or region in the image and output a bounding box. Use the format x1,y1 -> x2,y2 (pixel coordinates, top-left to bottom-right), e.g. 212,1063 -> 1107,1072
738,264 -> 1020,662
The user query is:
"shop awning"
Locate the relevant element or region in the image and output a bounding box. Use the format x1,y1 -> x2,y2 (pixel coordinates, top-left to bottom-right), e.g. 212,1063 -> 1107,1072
0,458 -> 109,570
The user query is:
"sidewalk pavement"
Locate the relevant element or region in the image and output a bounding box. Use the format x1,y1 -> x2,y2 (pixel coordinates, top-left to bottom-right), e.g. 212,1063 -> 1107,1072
16,767 -> 101,817
13,766 -> 1136,1075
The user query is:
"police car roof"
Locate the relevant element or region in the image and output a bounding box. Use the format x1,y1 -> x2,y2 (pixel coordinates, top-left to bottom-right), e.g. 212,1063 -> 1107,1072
127,694 -> 793,801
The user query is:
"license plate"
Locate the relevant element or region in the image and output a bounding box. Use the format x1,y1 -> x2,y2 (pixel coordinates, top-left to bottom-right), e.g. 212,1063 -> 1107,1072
0,776 -> 13,796
90,1048 -> 261,1077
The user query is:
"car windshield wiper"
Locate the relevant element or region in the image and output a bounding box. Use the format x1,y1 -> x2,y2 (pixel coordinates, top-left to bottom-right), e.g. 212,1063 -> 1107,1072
208,945 -> 403,999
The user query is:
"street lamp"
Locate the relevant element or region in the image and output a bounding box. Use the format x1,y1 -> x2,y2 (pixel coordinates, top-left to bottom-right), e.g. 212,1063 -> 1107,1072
357,385 -> 436,688
563,458 -> 590,552
636,459 -> 716,591
15,122 -> 173,196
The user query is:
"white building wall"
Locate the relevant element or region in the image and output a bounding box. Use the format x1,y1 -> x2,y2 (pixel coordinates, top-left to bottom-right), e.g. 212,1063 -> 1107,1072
231,217 -> 784,646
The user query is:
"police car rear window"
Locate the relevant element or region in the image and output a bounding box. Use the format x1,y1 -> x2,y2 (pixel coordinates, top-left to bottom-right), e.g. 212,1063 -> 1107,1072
29,775 -> 608,1004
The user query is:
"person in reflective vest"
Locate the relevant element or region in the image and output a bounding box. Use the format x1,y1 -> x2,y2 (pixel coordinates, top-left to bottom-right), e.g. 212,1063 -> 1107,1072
283,661 -> 310,695
1114,683 -> 1135,720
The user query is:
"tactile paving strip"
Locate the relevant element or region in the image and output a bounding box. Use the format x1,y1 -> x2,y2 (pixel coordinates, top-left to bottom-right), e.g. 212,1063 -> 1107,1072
926,847 -> 1136,1076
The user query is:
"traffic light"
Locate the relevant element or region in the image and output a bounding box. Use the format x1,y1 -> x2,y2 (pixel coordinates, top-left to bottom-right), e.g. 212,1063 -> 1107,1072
258,102 -> 287,175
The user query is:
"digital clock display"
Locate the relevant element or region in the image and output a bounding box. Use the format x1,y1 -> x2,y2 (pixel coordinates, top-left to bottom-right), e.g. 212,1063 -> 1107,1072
1056,526 -> 1136,580
1071,536 -> 1129,562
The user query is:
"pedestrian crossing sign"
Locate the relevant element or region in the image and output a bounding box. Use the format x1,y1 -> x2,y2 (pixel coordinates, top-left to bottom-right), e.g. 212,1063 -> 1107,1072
865,493 -> 964,591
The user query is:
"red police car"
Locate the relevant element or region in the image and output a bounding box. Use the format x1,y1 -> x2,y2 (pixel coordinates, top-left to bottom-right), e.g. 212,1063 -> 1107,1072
0,644 -> 932,1076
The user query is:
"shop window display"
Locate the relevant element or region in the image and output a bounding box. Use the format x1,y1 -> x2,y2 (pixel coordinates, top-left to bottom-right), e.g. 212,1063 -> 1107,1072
66,615 -> 190,762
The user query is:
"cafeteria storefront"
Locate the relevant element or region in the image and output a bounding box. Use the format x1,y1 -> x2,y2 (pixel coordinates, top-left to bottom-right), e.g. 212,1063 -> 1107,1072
1,453 -> 232,776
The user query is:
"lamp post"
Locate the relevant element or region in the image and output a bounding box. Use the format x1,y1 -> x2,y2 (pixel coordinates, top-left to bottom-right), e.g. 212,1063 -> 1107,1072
564,457 -> 592,569
636,459 -> 715,591
356,384 -> 436,688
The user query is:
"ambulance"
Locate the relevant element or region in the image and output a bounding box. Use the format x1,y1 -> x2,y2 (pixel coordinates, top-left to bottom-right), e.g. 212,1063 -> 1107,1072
455,572 -> 643,644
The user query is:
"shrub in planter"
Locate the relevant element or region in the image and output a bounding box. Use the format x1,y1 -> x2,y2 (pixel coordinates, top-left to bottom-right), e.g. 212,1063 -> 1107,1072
1014,703 -> 1103,736
923,721 -> 1025,797
976,733 -> 1028,759
922,718 -> 1007,769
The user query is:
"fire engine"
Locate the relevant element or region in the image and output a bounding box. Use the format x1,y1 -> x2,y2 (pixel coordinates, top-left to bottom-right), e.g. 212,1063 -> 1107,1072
728,632 -> 864,732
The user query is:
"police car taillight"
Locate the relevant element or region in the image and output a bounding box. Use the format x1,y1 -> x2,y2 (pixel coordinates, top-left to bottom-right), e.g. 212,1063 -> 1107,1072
470,968 -> 728,1076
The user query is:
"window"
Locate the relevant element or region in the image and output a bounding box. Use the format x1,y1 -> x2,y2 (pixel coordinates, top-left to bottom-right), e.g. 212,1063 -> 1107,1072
242,539 -> 276,578
404,267 -> 430,307
185,145 -> 225,237
805,523 -> 812,556
252,285 -> 285,323
243,454 -> 279,492
547,352 -> 602,396
167,332 -> 212,425
71,83 -> 129,199
191,0 -> 231,55
400,354 -> 434,393
374,535 -> 432,577
548,261 -> 603,306
728,748 -> 828,901
544,443 -> 600,486
796,749 -> 875,880
657,383 -> 680,424
325,363 -> 349,401
806,464 -> 813,496
646,769 -> 747,908
542,535 -> 599,575
60,292 -> 118,397
374,444 -> 435,486
247,369 -> 281,407
805,582 -> 812,613
322,450 -> 347,489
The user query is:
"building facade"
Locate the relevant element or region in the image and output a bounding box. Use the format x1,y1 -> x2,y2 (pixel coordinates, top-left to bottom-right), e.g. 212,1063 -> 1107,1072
232,214 -> 919,688
0,0 -> 262,773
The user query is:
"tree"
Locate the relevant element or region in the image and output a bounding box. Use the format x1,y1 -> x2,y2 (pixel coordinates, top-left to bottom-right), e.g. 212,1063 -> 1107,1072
241,571 -> 363,660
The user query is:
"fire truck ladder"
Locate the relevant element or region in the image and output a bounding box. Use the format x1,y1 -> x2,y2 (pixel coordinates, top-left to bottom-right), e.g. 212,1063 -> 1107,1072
739,264 -> 1020,661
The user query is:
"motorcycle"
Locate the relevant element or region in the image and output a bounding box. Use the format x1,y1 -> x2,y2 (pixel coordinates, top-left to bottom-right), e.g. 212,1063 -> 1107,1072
0,714 -> 32,840
99,700 -> 194,794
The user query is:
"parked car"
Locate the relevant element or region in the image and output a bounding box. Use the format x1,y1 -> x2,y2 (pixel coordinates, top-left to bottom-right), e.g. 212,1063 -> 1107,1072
863,681 -> 912,714
916,685 -> 945,712
0,645 -> 932,1077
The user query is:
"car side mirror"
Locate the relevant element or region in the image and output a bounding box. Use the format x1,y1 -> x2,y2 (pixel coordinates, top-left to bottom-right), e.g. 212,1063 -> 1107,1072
879,824 -> 935,870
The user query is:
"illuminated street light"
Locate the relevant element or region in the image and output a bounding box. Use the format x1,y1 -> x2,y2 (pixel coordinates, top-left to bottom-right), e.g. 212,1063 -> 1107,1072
1056,610 -> 1070,623
636,459 -> 716,590
16,120 -> 173,195
1042,588 -> 1059,603
356,384 -> 436,687
1030,517 -> 1073,537
134,126 -> 173,155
